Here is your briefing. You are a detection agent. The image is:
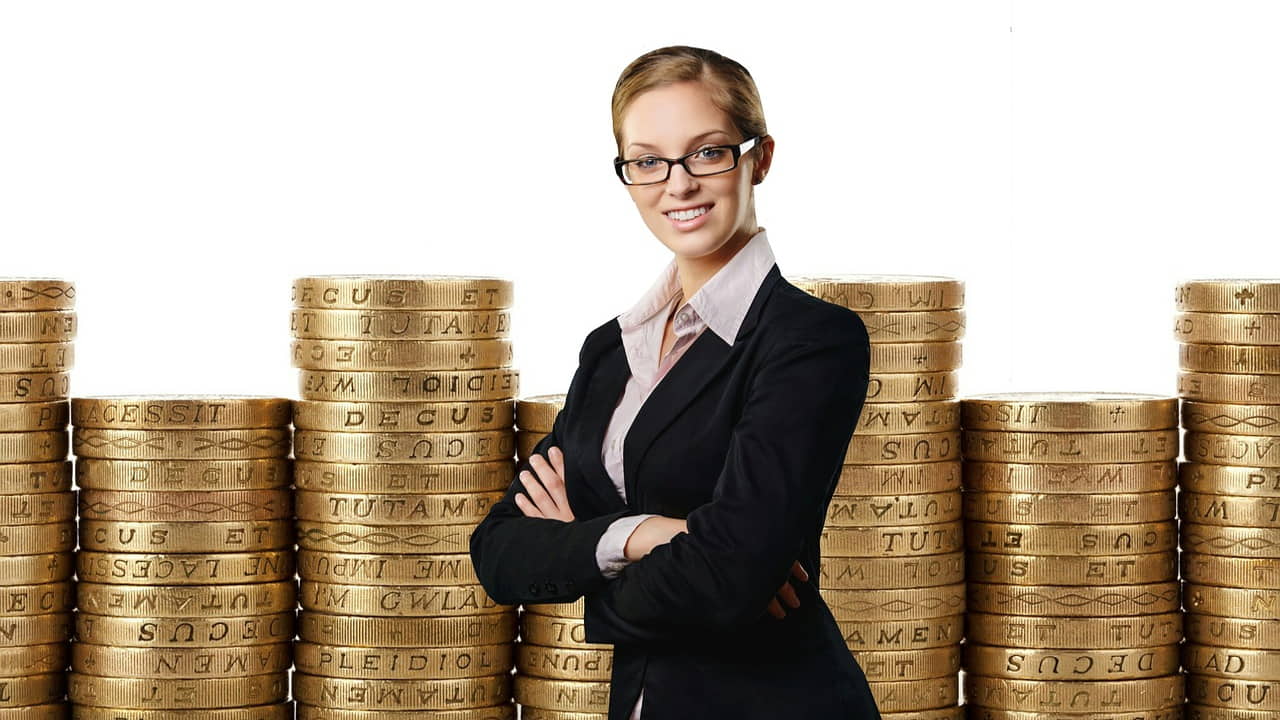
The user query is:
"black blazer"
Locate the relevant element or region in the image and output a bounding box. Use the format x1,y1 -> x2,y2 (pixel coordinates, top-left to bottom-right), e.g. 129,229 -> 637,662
470,263 -> 879,719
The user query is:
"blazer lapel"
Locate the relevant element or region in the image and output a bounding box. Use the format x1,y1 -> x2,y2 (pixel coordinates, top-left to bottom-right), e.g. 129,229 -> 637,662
572,339 -> 632,515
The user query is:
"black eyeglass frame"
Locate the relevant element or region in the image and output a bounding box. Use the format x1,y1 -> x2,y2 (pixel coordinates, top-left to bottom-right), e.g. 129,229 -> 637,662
613,135 -> 762,186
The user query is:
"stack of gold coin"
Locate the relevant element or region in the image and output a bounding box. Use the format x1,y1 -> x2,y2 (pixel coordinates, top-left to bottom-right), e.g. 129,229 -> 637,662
69,395 -> 294,718
289,275 -> 520,719
1174,279 -> 1280,718
510,394 -> 614,718
959,392 -> 1184,718
791,274 -> 965,720
0,278 -> 76,717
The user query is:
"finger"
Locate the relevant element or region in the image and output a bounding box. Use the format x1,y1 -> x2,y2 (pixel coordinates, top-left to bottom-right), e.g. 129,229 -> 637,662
778,581 -> 800,609
514,491 -> 542,518
529,455 -> 565,497
518,469 -> 555,515
548,446 -> 566,481
792,561 -> 809,582
767,597 -> 785,619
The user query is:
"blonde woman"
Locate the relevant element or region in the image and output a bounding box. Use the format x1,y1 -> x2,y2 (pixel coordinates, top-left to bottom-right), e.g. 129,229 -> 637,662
471,45 -> 877,720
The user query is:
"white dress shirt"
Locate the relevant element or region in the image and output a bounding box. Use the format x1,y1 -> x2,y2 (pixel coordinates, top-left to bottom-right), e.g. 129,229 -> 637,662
592,226 -> 777,720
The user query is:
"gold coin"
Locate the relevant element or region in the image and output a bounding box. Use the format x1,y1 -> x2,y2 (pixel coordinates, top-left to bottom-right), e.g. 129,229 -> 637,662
964,460 -> 1176,494
967,520 -> 1178,556
297,550 -> 479,585
0,371 -> 69,403
72,428 -> 291,460
1185,613 -> 1280,649
0,673 -> 63,708
0,278 -> 75,311
513,642 -> 608,680
963,490 -> 1175,523
788,274 -> 965,311
72,643 -> 290,678
0,582 -> 73,616
293,429 -> 513,464
968,581 -> 1180,616
965,675 -> 1184,712
965,611 -> 1182,649
1183,644 -> 1280,680
1176,279 -> 1280,313
1181,461 -> 1280,496
1182,343 -> 1280,375
844,431 -> 960,464
515,395 -> 563,433
851,646 -> 960,681
866,371 -> 957,402
821,521 -> 963,557
72,705 -> 291,720
867,676 -> 959,713
299,368 -> 518,402
854,401 -> 960,434
855,310 -> 966,343
296,521 -> 473,554
1187,675 -> 1280,711
294,673 -> 509,711
71,396 -> 291,430
518,612 -> 605,650
515,430 -> 545,459
0,643 -> 68,677
67,672 -> 289,709
293,400 -> 514,432
0,491 -> 75,523
0,702 -> 67,719
822,582 -> 965,621
1183,400 -> 1280,435
291,338 -> 513,371
76,581 -> 296,618
1182,553 -> 1280,588
78,489 -> 291,522
298,610 -> 517,648
1186,705 -> 1275,720
3,463 -> 73,496
1180,371 -> 1280,404
300,581 -> 504,617
867,342 -> 963,373
1185,583 -> 1280,619
971,710 -> 1170,720
0,430 -> 66,463
297,641 -> 514,680
76,550 -> 294,585
962,392 -> 1177,432
290,308 -> 511,340
967,551 -> 1177,586
297,706 -> 515,720
1181,523 -> 1280,558
74,458 -> 291,492
293,459 -> 513,494
0,311 -> 76,342
1175,311 -> 1280,344
0,553 -> 74,584
1185,431 -> 1280,467
291,275 -> 514,310
834,461 -> 961,495
0,399 -> 67,429
75,612 -> 295,647
509,675 -> 606,714
819,551 -> 964,589
79,520 -> 292,553
962,429 -> 1178,463
874,709 -> 963,720
963,644 -> 1179,681
520,600 -> 582,618
0,612 -> 72,645
1181,491 -> 1280,527
825,491 -> 960,527
0,523 -> 75,556
836,615 -> 963,651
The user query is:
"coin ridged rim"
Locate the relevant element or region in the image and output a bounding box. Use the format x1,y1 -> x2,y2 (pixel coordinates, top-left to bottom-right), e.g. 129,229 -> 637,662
297,610 -> 517,648
299,581 -> 504,617
299,369 -> 519,402
294,673 -> 510,711
1181,522 -> 1280,557
849,645 -> 961,681
76,550 -> 295,585
835,461 -> 961,494
866,371 -> 958,402
964,611 -> 1183,649
821,521 -> 963,557
291,338 -> 513,371
0,460 -> 70,494
0,491 -> 76,523
0,278 -> 75,311
297,549 -> 480,585
822,582 -> 966,621
787,274 -> 965,311
854,309 -> 966,343
291,275 -> 514,310
1180,371 -> 1280,403
961,393 -> 1178,431
292,400 -> 514,433
0,311 -> 76,342
74,611 -> 296,647
963,460 -> 1176,493
1187,675 -> 1280,710
962,429 -> 1179,463
1182,400 -> 1280,435
1183,643 -> 1280,680
517,612 -> 608,650
867,676 -> 960,713
825,490 -> 961,527
0,673 -> 64,707
78,489 -> 292,522
0,612 -> 72,645
854,400 -> 961,434
0,399 -> 67,429
515,396 -> 563,433
966,580 -> 1181,616
1175,311 -> 1280,344
0,643 -> 70,678
72,428 -> 291,460
75,581 -> 297,618
1185,613 -> 1280,649
0,522 -> 75,556
297,706 -> 515,720
293,459 -> 513,494
964,674 -> 1185,712
290,308 -> 512,341
293,429 -> 513,464
819,551 -> 965,589
79,519 -> 293,553
67,672 -> 289,709
966,520 -> 1179,556
1180,491 -> 1280,528
966,551 -> 1178,586
963,490 -> 1175,523
1184,431 -> 1280,467
1181,343 -> 1280,374
1181,552 -> 1280,588
1180,462 -> 1280,497
1176,279 -> 1280,313
0,430 -> 68,463
833,614 -> 964,651
71,642 -> 291,678
844,430 -> 960,464
73,458 -> 292,491
71,396 -> 292,430
297,641 -> 515,680
1185,582 -> 1280,619
962,644 -> 1180,680
296,521 -> 474,554
71,705 -> 292,720
509,675 -> 605,714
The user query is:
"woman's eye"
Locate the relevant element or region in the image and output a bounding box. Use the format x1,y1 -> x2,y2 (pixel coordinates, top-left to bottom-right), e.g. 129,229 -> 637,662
698,147 -> 725,160
635,158 -> 658,169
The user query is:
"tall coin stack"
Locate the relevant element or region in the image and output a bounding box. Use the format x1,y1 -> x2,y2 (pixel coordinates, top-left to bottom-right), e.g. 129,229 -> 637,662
289,275 -> 520,719
1174,279 -> 1280,720
959,392 -> 1185,719
790,274 -> 966,720
508,394 -> 615,718
0,277 -> 77,717
69,395 -> 295,719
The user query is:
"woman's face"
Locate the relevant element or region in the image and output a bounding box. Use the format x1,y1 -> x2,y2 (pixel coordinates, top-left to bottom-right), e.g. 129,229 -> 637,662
619,80 -> 771,261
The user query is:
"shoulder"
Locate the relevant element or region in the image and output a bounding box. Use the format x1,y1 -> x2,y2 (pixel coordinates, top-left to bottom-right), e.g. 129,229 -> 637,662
764,277 -> 869,350
577,315 -> 623,364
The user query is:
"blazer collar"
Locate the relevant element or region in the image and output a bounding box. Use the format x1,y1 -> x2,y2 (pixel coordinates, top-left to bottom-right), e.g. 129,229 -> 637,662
576,262 -> 783,513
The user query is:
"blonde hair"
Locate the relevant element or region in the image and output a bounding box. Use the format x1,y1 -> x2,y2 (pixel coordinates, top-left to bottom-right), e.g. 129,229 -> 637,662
611,45 -> 767,160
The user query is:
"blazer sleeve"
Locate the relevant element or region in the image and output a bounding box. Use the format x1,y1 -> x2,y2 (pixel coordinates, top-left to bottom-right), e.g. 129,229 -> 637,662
470,333 -> 645,608
582,318 -> 870,645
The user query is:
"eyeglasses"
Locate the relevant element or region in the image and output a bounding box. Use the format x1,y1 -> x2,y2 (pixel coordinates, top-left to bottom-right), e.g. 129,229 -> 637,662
614,135 -> 761,186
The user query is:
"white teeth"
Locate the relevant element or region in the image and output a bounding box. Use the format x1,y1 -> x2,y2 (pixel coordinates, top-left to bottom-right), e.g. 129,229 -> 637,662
667,205 -> 710,221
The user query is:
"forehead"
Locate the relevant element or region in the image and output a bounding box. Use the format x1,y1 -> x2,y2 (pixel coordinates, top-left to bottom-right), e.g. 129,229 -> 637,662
621,81 -> 733,152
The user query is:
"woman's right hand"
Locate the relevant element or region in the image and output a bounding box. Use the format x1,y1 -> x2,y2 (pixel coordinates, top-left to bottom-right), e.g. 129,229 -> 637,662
766,560 -> 809,620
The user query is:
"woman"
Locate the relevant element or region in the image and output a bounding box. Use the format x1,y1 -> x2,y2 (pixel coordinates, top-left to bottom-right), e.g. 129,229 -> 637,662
470,45 -> 877,720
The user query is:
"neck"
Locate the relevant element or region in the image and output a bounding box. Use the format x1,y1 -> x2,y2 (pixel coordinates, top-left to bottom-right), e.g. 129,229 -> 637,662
673,225 -> 760,305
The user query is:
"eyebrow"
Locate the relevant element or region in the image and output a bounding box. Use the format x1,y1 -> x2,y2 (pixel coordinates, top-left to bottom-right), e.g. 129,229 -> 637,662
626,130 -> 730,153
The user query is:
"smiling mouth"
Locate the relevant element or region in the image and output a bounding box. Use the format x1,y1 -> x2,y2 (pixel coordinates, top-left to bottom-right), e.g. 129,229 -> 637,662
665,203 -> 713,221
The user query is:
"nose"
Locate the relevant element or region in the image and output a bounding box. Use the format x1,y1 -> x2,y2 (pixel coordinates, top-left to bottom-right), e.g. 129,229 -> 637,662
665,162 -> 697,194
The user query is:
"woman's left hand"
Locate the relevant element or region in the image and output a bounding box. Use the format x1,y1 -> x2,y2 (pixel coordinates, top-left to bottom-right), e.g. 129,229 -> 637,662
514,446 -> 576,522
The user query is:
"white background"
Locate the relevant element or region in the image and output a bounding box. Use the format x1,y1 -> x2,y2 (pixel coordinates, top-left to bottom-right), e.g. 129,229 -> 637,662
3,1 -> 1277,400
